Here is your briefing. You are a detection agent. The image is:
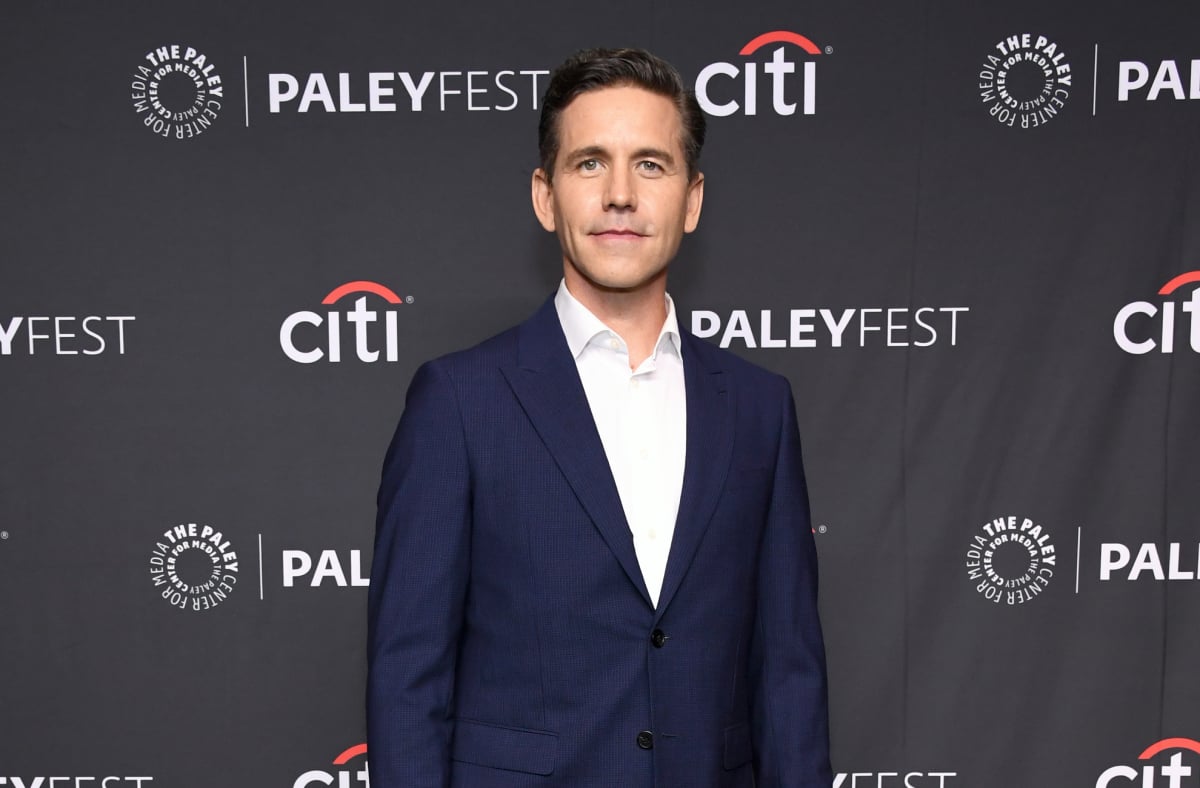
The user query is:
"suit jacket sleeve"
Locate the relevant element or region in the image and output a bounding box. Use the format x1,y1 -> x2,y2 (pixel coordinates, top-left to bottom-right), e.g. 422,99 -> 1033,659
750,379 -> 833,787
368,360 -> 471,788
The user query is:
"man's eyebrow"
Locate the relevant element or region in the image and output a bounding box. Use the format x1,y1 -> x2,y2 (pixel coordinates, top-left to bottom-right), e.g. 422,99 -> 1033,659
631,147 -> 677,165
564,145 -> 609,162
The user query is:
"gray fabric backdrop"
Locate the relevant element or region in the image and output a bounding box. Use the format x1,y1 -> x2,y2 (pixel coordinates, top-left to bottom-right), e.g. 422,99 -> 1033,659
2,1 -> 1199,785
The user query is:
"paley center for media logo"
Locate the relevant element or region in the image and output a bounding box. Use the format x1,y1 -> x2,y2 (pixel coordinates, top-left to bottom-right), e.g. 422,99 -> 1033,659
280,280 -> 412,364
979,33 -> 1072,128
1097,738 -> 1200,787
958,520 -> 1200,595
695,30 -> 829,117
130,44 -> 224,139
148,522 -> 239,611
965,515 -> 1057,605
1114,271 -> 1200,354
690,304 -> 967,349
294,743 -> 368,788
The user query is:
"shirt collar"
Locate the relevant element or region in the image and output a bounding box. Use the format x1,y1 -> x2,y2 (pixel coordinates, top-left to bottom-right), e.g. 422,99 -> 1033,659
554,279 -> 682,361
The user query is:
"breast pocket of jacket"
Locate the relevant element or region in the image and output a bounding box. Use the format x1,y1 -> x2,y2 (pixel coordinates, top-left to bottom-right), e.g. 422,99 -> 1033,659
451,718 -> 557,776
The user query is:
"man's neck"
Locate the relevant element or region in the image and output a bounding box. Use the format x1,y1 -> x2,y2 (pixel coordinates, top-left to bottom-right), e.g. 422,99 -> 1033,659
563,273 -> 669,369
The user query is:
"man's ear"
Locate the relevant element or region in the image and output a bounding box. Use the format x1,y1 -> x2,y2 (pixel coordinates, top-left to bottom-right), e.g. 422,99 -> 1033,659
531,168 -> 556,232
683,171 -> 705,234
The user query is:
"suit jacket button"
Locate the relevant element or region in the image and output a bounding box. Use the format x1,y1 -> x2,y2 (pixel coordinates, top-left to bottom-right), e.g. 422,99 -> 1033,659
650,629 -> 667,648
637,730 -> 654,750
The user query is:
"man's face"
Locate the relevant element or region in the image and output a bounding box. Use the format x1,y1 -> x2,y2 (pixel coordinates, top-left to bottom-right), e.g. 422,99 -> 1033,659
532,85 -> 704,299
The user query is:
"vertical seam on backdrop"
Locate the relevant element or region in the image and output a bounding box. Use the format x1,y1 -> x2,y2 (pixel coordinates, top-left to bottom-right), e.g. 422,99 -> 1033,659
1159,340 -> 1172,741
901,0 -> 935,758
649,0 -> 656,50
1159,119 -> 1195,738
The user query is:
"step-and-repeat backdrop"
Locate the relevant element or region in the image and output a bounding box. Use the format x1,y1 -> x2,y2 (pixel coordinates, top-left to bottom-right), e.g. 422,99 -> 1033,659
3,0 -> 1199,785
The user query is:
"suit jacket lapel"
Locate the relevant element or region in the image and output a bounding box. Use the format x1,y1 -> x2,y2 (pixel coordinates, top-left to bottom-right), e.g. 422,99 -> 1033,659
655,333 -> 735,621
500,298 -> 653,607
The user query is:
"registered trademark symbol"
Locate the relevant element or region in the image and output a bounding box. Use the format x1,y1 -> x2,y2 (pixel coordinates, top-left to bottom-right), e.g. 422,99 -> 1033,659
824,46 -> 833,55
0,531 -> 8,540
817,524 -> 828,534
405,295 -> 414,304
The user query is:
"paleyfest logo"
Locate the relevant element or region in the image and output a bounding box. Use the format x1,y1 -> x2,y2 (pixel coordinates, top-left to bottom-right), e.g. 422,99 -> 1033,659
0,778 -> 153,786
131,44 -> 224,139
0,314 -> 134,357
1118,58 -> 1200,102
689,305 -> 967,349
283,548 -> 371,588
979,33 -> 1072,128
835,771 -> 957,787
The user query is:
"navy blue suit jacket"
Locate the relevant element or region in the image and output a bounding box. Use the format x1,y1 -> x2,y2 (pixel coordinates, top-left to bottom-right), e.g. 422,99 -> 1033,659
368,296 -> 831,787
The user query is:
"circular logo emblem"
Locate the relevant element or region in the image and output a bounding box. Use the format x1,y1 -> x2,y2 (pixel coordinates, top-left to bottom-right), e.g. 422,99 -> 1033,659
130,45 -> 224,139
965,515 -> 1056,604
149,523 -> 239,611
978,33 -> 1072,129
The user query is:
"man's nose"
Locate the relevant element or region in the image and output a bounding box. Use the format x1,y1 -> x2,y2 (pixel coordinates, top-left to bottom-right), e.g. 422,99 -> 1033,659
604,166 -> 637,210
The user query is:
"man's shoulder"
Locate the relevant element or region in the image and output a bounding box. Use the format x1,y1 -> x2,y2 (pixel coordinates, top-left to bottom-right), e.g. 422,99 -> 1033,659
421,294 -> 560,374
414,296 -> 557,379
414,323 -> 523,392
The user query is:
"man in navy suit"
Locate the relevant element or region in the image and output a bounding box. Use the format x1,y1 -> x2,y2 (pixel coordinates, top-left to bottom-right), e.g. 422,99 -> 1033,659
368,48 -> 831,787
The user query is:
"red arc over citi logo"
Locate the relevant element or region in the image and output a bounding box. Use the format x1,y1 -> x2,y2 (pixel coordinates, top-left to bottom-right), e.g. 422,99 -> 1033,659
280,280 -> 410,364
1097,738 -> 1200,786
293,743 -> 368,787
1114,271 -> 1200,354
695,30 -> 825,117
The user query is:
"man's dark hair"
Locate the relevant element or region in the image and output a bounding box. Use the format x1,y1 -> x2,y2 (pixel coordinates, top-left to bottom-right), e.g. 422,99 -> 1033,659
538,47 -> 707,182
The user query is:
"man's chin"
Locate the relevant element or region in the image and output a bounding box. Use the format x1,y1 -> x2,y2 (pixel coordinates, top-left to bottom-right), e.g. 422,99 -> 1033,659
572,269 -> 669,296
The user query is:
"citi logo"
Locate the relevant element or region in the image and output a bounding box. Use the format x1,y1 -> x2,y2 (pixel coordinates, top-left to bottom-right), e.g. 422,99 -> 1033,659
1113,271 -> 1200,354
695,30 -> 824,117
280,281 -> 411,364
1097,738 -> 1200,786
294,743 -> 368,788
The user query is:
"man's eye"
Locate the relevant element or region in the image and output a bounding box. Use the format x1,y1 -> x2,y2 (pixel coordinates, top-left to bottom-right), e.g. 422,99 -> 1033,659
579,159 -> 600,171
637,161 -> 663,173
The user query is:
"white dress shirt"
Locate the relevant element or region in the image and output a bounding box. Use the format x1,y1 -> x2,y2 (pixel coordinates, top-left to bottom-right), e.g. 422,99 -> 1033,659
554,280 -> 687,607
